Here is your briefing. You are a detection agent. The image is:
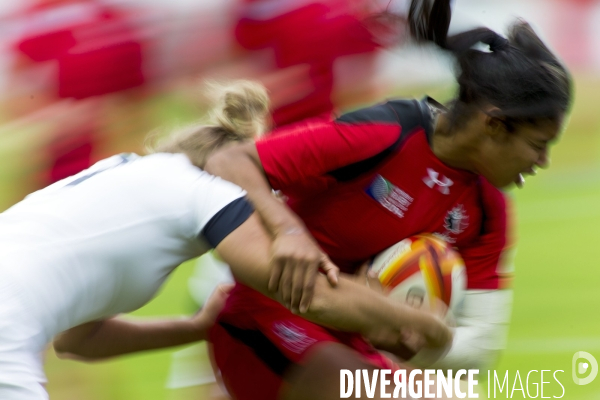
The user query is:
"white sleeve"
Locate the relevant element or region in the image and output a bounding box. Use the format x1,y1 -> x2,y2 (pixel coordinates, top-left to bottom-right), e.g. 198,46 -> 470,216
133,153 -> 248,240
189,172 -> 248,234
410,289 -> 513,372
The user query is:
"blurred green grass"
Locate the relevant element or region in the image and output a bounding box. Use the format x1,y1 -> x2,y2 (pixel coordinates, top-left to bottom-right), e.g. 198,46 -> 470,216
1,74 -> 599,399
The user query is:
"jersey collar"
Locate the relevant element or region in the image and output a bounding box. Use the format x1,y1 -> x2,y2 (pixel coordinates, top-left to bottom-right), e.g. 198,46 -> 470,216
417,96 -> 447,145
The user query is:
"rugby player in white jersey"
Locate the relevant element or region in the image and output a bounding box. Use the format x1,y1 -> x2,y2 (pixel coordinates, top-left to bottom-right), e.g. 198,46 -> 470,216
0,80 -> 451,400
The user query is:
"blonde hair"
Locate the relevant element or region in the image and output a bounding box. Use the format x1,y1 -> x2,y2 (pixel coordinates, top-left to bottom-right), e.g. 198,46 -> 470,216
148,80 -> 269,167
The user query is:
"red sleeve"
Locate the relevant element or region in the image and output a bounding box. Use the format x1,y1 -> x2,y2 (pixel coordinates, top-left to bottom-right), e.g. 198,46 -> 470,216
460,179 -> 515,290
256,120 -> 401,191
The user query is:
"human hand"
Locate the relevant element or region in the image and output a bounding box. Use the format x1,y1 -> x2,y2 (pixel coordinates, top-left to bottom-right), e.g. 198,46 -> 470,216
192,284 -> 234,339
370,298 -> 451,356
268,228 -> 339,314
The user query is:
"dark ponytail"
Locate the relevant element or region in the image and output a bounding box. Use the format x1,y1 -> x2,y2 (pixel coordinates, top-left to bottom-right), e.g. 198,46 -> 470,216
440,21 -> 572,130
405,2 -> 571,129
408,0 -> 453,47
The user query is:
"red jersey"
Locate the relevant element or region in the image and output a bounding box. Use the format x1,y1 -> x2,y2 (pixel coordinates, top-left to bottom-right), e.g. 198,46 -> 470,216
234,0 -> 378,127
210,98 -> 513,400
257,97 -> 513,289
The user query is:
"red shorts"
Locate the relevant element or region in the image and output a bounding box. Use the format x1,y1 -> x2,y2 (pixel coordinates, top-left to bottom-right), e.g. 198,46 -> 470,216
209,283 -> 394,400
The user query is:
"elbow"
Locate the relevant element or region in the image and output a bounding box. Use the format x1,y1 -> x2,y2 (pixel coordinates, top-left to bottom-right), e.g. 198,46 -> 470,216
52,321 -> 104,362
52,337 -> 74,358
53,341 -> 102,363
53,340 -> 86,361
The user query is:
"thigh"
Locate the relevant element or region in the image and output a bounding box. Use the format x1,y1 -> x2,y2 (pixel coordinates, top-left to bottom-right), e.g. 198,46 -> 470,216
210,322 -> 284,400
281,343 -> 389,400
210,313 -> 394,400
211,284 -> 398,400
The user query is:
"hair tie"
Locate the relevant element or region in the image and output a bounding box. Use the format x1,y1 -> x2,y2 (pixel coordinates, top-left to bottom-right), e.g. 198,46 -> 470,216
488,35 -> 509,52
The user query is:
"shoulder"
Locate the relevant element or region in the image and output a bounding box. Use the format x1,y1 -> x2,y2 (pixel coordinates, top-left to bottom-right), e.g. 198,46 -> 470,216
137,152 -> 190,168
336,98 -> 436,137
133,153 -> 205,178
66,153 -> 210,199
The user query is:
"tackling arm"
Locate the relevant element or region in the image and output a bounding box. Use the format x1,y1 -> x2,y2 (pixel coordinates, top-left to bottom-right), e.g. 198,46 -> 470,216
204,119 -> 399,313
54,214 -> 451,361
204,142 -> 303,240
216,214 -> 452,348
53,285 -> 231,361
205,142 -> 338,313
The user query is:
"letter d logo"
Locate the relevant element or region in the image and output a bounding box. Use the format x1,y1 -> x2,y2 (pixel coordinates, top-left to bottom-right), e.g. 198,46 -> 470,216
572,351 -> 598,385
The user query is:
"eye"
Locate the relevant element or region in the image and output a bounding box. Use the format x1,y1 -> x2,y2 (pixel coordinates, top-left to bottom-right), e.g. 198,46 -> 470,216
528,141 -> 545,151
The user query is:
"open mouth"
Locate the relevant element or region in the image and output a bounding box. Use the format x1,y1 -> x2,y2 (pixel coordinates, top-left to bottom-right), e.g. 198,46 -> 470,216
514,168 -> 537,188
515,173 -> 525,188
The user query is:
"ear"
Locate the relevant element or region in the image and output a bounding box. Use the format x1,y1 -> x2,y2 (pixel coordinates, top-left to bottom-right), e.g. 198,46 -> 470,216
483,107 -> 512,139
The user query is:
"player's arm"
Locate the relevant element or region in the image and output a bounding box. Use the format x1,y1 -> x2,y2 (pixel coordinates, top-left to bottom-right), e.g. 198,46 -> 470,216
216,214 -> 452,348
53,285 -> 231,361
411,183 -> 514,371
204,118 -> 400,313
53,212 -> 450,361
205,140 -> 334,315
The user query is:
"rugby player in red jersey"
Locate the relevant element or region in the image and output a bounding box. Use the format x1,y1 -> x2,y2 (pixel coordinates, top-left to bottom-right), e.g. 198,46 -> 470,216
204,20 -> 572,400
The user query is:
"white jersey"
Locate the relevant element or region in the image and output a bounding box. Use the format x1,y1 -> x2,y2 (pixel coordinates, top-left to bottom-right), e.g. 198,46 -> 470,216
0,152 -> 246,343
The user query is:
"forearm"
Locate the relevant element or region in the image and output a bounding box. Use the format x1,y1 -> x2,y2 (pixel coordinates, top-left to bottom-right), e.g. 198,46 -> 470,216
53,317 -> 204,361
304,276 -> 450,347
204,143 -> 305,236
216,217 -> 450,347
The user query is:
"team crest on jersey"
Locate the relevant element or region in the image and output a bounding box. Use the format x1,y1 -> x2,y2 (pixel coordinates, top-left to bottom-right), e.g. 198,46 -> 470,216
443,204 -> 469,235
423,168 -> 453,195
365,174 -> 414,219
273,322 -> 316,354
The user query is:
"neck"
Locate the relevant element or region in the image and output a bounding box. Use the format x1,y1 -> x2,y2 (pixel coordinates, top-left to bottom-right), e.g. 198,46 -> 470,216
430,113 -> 479,173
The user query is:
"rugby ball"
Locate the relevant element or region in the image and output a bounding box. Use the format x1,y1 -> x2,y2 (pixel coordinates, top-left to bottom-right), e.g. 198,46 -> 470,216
369,234 -> 466,317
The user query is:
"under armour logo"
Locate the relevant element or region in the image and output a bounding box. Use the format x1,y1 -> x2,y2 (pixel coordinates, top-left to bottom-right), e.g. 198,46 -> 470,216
423,168 -> 453,194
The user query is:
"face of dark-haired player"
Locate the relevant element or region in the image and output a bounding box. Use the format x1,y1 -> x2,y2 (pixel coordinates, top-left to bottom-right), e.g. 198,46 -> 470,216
473,116 -> 564,189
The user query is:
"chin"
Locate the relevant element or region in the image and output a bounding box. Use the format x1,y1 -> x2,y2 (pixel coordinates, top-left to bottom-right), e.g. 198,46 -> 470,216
487,176 -> 514,189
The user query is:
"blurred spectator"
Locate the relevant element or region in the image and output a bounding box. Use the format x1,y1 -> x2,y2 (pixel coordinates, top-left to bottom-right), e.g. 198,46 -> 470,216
7,0 -> 153,186
233,0 -> 385,127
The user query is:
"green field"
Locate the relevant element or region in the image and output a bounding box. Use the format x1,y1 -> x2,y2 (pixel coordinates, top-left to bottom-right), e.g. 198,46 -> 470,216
2,74 -> 600,399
